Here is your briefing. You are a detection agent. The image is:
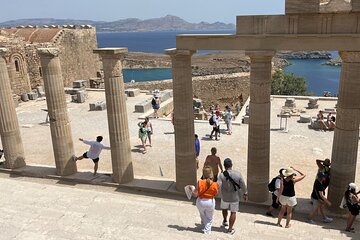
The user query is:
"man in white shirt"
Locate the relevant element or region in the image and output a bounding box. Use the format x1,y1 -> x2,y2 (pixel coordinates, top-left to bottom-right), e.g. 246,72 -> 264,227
74,136 -> 110,175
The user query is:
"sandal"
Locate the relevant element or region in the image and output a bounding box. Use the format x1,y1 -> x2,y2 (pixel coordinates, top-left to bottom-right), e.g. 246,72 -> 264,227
285,224 -> 291,228
276,223 -> 282,227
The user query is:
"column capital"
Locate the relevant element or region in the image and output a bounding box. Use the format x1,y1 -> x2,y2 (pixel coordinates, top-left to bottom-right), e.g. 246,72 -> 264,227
245,50 -> 276,60
339,51 -> 360,63
37,48 -> 60,57
165,48 -> 196,57
93,48 -> 128,59
0,48 -> 8,57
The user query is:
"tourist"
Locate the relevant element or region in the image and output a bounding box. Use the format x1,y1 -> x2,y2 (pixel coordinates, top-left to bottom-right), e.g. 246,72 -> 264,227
326,112 -> 336,130
138,121 -> 148,154
0,149 -> 3,165
195,134 -> 200,169
344,183 -> 360,232
204,147 -> 223,182
151,94 -> 161,118
266,168 -> 285,217
190,166 -> 219,234
235,103 -> 241,116
218,158 -> 247,235
277,166 -> 306,228
316,158 -> 331,189
144,117 -> 153,147
74,136 -> 111,175
223,106 -> 233,135
209,111 -> 221,140
316,110 -> 328,131
308,172 -> 333,224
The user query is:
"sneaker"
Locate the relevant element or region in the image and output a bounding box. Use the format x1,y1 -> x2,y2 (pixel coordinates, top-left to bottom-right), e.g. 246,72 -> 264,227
323,217 -> 333,223
222,221 -> 228,227
227,229 -> 236,235
308,219 -> 316,224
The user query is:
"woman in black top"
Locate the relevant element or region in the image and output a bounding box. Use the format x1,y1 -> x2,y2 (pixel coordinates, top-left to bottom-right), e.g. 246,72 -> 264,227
277,166 -> 306,228
344,183 -> 360,232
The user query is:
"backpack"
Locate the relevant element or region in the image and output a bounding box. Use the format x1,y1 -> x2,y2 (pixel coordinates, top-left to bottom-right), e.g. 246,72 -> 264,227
268,176 -> 280,192
209,116 -> 215,125
151,98 -> 156,105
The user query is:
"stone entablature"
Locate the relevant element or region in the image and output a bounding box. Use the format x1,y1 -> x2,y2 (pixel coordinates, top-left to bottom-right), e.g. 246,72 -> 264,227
286,0 -> 358,14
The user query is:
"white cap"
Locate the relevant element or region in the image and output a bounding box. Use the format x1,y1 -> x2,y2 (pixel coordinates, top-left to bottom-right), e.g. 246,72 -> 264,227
349,183 -> 357,190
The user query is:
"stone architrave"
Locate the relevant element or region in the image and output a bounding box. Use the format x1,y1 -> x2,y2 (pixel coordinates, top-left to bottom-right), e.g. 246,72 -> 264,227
37,48 -> 77,176
328,51 -> 360,208
245,50 -> 275,202
166,48 -> 197,191
0,48 -> 26,169
93,48 -> 134,184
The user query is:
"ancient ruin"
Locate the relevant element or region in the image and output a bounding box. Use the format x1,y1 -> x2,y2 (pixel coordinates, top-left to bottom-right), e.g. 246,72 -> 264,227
168,0 -> 360,206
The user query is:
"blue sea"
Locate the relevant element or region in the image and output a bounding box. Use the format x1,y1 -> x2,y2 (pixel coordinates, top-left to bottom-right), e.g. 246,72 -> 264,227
97,31 -> 341,96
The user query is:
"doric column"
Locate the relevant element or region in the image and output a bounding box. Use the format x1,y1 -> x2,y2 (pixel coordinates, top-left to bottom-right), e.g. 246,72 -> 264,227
93,48 -> 133,183
245,50 -> 275,202
0,48 -> 26,169
166,48 -> 197,191
37,48 -> 77,176
328,51 -> 360,208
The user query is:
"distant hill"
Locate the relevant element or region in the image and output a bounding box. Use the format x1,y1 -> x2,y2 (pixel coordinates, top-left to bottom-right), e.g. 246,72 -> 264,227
0,15 -> 235,32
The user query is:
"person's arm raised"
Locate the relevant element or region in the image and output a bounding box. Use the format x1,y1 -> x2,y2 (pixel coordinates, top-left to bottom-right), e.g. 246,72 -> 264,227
291,166 -> 306,183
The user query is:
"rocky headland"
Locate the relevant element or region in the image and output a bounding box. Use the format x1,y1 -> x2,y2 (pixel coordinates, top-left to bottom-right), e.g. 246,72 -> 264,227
276,51 -> 332,59
322,58 -> 342,66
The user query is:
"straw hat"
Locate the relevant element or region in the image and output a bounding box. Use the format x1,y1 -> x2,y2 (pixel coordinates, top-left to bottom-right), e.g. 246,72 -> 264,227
281,167 -> 296,177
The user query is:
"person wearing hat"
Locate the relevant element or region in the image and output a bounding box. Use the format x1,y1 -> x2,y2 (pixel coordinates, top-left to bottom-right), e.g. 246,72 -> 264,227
266,168 -> 285,217
190,166 -> 219,234
344,183 -> 360,232
218,158 -> 247,235
276,166 -> 306,228
151,94 -> 161,118
308,172 -> 333,224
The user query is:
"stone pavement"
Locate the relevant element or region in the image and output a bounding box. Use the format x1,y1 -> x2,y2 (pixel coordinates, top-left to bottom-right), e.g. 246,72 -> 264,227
0,173 -> 358,240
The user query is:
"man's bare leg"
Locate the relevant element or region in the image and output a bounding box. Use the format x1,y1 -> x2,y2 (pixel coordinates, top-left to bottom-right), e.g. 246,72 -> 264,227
94,162 -> 98,175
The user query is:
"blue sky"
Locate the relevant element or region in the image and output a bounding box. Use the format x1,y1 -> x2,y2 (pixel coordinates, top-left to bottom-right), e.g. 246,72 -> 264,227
0,0 -> 285,23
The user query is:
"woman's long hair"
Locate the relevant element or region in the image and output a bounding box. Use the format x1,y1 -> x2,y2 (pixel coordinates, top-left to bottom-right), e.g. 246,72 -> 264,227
202,166 -> 214,188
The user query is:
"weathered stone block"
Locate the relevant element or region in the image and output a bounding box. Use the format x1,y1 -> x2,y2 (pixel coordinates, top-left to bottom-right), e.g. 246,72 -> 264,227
299,114 -> 311,123
125,88 -> 140,97
21,93 -> 29,102
353,0 -> 360,12
193,98 -> 202,108
73,80 -> 88,89
285,0 -> 320,14
76,90 -> 86,103
243,115 -> 250,124
89,101 -> 106,111
28,92 -> 38,100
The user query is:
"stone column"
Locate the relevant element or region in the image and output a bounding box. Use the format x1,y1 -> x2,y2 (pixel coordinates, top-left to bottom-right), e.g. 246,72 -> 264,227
166,48 -> 197,191
328,51 -> 360,208
245,50 -> 275,202
37,48 -> 77,176
93,48 -> 134,183
0,48 -> 26,169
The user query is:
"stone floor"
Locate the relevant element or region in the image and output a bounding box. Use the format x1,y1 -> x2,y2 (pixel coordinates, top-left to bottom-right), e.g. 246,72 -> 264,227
0,91 -> 359,201
0,173 -> 358,240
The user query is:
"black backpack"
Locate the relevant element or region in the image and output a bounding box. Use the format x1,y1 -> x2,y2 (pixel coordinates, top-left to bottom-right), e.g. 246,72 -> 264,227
268,176 -> 280,192
151,98 -> 156,105
209,116 -> 215,125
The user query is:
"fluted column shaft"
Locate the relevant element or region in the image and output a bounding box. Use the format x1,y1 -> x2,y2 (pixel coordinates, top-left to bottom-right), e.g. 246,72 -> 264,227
246,50 -> 275,202
37,48 -> 77,176
94,48 -> 133,183
0,48 -> 26,169
166,48 -> 197,191
329,51 -> 360,207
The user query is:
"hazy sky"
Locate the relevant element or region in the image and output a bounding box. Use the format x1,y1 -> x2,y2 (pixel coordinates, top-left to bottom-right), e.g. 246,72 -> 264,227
1,0 -> 285,23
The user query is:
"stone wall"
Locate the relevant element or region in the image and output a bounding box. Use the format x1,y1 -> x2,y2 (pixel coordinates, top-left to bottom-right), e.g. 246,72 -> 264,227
125,73 -> 250,109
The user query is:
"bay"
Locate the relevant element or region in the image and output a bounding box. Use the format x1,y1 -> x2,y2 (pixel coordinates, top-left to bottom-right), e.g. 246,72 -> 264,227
97,31 -> 341,96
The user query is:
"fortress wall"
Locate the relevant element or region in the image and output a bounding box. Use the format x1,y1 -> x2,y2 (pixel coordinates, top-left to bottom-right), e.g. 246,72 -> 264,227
56,28 -> 100,87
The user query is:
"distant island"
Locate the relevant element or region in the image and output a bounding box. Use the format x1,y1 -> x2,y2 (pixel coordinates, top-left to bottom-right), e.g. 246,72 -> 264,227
0,15 -> 235,32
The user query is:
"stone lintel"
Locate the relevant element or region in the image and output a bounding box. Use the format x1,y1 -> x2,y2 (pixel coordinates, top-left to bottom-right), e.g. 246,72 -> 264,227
165,48 -> 196,57
236,13 -> 360,35
354,0 -> 360,12
93,48 -> 128,57
285,0 -> 320,14
339,51 -> 360,62
176,34 -> 360,51
37,48 -> 60,57
0,48 -> 8,56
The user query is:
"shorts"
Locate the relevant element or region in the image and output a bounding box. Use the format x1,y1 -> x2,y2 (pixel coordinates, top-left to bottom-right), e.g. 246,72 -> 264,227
311,198 -> 324,207
279,195 -> 297,207
271,193 -> 280,209
220,199 -> 239,212
349,204 -> 360,216
152,104 -> 160,110
82,152 -> 99,163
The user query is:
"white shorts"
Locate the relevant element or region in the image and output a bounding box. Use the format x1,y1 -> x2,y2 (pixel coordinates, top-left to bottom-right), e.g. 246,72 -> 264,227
220,199 -> 239,212
279,195 -> 297,207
